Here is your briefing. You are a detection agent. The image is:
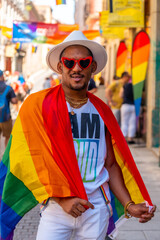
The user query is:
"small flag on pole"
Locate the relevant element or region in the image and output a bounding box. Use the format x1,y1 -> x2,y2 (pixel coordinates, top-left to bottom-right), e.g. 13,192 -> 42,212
56,0 -> 66,5
15,42 -> 22,50
32,45 -> 38,53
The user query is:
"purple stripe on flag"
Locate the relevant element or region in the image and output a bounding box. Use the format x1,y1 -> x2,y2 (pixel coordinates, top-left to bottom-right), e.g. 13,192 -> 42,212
107,216 -> 115,235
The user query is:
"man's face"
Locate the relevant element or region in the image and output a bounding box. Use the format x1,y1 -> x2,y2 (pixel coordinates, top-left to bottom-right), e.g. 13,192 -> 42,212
57,45 -> 97,91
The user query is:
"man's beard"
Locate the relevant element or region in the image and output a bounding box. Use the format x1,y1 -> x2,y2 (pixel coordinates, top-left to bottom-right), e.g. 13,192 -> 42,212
69,82 -> 88,91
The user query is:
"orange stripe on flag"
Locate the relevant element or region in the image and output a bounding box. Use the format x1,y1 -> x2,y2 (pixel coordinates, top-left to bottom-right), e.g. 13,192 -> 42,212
116,50 -> 127,69
132,44 -> 150,68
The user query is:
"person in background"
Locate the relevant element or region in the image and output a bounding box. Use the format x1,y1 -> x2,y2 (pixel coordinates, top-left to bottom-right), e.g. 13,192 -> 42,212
88,77 -> 97,93
0,70 -> 18,147
99,76 -> 104,85
105,75 -> 119,89
43,77 -> 51,89
105,72 -> 130,125
120,78 -> 136,144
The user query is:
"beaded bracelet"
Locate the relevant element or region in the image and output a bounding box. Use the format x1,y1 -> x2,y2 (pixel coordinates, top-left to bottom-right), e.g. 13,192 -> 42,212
124,200 -> 135,219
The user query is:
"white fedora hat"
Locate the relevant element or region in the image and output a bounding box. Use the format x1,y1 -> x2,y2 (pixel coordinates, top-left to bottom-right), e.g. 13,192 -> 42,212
46,30 -> 107,75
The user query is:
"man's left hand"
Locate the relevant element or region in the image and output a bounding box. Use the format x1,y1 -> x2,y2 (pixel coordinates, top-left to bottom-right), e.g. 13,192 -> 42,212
128,203 -> 156,223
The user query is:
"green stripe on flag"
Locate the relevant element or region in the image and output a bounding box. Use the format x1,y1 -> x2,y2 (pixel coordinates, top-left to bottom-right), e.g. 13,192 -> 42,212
115,198 -> 124,217
133,81 -> 144,100
2,171 -> 38,217
2,134 -> 38,217
2,135 -> 12,167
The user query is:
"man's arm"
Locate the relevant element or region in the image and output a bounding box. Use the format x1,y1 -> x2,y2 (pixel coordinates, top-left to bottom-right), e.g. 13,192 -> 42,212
105,130 -> 156,222
8,87 -> 18,104
10,97 -> 18,104
105,83 -> 117,106
88,87 -> 97,94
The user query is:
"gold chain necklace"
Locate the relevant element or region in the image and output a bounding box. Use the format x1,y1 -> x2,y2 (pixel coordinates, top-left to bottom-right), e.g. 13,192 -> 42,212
65,95 -> 88,115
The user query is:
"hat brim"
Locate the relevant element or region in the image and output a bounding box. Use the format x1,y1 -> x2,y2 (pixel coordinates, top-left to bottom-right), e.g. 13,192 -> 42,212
46,40 -> 107,75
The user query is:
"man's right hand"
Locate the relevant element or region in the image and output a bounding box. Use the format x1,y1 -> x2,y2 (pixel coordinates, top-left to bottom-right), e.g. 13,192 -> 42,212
57,197 -> 94,218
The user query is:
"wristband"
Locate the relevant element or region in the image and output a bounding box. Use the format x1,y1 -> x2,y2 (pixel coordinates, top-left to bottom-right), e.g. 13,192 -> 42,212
124,200 -> 135,219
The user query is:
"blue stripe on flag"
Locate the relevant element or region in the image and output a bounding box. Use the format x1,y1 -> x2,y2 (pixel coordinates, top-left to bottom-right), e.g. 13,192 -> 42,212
0,200 -> 21,239
134,98 -> 142,117
0,162 -> 8,196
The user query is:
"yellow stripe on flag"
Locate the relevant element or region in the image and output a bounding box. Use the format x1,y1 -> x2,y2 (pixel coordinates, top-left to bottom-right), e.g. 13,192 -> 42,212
10,116 -> 49,203
132,61 -> 148,85
113,146 -> 144,204
117,64 -> 125,78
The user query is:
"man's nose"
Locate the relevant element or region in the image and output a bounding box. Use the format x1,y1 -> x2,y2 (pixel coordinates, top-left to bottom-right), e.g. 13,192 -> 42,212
72,62 -> 82,71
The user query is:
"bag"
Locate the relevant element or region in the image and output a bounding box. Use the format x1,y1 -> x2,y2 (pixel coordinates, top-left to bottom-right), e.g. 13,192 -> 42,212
0,85 -> 11,122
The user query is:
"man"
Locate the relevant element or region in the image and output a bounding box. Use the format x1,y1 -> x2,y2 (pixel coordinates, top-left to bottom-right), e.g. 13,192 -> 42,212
105,72 -> 130,125
0,70 -> 17,147
0,32 -> 155,240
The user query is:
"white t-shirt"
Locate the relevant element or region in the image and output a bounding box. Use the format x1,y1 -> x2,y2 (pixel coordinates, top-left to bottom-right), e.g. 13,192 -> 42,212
66,100 -> 110,196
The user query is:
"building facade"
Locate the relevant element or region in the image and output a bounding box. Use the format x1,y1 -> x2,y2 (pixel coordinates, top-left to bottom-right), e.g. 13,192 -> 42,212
0,0 -> 48,78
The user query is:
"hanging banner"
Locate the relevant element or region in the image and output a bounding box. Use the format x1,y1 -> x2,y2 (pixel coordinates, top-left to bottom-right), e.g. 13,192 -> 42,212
100,11 -> 125,39
83,30 -> 100,40
12,21 -> 59,43
108,0 -> 144,28
116,41 -> 128,78
12,21 -> 99,44
131,31 -> 150,117
58,24 -> 79,33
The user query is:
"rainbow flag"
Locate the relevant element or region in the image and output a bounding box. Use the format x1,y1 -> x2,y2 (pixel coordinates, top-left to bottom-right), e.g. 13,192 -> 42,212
132,31 -> 150,116
116,41 -> 128,78
56,0 -> 66,5
31,45 -> 38,53
0,85 -> 152,239
15,42 -> 22,50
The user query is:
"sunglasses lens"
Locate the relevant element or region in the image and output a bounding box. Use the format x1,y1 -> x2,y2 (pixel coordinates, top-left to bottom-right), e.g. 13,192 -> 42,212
64,59 -> 75,69
79,59 -> 91,69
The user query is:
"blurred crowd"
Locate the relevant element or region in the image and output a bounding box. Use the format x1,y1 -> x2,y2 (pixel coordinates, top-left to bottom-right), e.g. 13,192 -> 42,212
3,71 -> 34,119
43,72 -> 61,89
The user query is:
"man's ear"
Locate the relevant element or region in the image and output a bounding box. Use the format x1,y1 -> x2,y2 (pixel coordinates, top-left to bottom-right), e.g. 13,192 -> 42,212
57,62 -> 63,74
91,61 -> 97,73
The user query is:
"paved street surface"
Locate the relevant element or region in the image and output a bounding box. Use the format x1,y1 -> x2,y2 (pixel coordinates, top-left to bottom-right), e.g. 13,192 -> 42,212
1,73 -> 160,239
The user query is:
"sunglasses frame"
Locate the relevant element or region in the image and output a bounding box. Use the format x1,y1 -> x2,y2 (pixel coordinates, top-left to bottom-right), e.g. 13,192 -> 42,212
61,56 -> 93,70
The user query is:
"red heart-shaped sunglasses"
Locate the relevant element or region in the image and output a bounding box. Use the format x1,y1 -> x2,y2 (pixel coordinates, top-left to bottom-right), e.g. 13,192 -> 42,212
61,56 -> 93,70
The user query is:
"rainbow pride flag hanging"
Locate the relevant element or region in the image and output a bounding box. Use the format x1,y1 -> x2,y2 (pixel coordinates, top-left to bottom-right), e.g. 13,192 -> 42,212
56,0 -> 66,5
31,45 -> 38,53
131,31 -> 150,116
116,41 -> 128,78
0,85 -> 152,240
15,42 -> 22,50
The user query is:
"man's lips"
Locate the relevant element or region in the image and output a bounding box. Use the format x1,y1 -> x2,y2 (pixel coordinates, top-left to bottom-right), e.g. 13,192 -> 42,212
70,74 -> 84,82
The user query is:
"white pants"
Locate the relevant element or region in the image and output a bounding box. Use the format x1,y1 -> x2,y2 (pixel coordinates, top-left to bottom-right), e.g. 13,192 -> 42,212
121,104 -> 136,138
36,189 -> 110,240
